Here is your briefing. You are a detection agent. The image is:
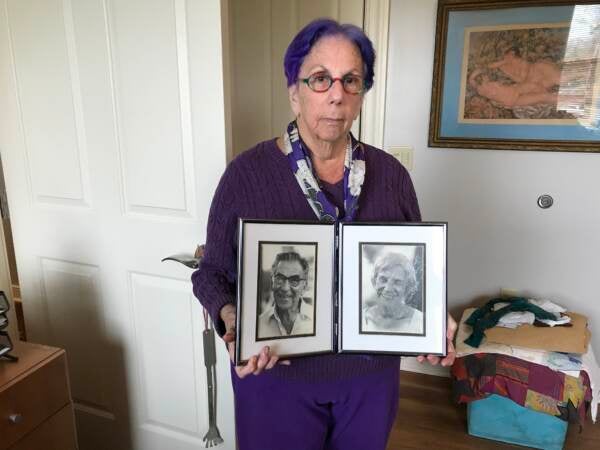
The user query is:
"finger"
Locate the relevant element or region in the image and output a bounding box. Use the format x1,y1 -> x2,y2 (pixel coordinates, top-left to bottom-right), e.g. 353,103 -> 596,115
441,341 -> 457,367
253,347 -> 270,375
427,354 -> 440,365
416,355 -> 425,363
441,315 -> 458,367
265,354 -> 279,370
227,342 -> 235,363
236,355 -> 257,379
237,355 -> 257,378
447,337 -> 456,355
441,353 -> 456,367
278,359 -> 291,366
220,305 -> 237,341
223,329 -> 236,343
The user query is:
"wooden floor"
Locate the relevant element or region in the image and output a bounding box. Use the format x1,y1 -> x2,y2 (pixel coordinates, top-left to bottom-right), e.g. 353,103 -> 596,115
387,371 -> 600,449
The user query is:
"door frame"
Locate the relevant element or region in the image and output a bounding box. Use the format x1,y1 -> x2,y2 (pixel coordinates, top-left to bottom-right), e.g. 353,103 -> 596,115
361,0 -> 390,150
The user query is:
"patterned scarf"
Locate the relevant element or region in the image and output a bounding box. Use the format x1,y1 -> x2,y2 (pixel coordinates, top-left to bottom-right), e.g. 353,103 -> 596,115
281,120 -> 365,222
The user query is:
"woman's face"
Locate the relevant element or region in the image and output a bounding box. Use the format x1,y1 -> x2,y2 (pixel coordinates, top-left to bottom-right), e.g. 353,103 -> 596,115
289,35 -> 365,147
373,266 -> 409,305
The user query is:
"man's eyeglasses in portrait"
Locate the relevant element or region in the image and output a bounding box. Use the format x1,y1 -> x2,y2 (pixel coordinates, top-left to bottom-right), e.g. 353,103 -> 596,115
272,273 -> 305,288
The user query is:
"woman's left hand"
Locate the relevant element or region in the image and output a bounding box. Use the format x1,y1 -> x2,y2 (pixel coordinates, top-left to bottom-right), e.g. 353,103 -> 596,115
417,313 -> 457,367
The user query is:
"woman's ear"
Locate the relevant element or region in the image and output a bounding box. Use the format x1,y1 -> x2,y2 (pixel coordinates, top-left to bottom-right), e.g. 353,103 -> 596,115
288,84 -> 301,117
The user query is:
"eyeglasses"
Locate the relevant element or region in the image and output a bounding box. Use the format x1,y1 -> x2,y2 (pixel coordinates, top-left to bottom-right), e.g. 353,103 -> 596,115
301,72 -> 364,94
273,273 -> 305,288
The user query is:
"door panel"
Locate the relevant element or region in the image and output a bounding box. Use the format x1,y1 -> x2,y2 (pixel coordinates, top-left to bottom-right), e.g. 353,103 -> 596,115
8,0 -> 90,207
0,0 -> 234,449
108,0 -> 195,217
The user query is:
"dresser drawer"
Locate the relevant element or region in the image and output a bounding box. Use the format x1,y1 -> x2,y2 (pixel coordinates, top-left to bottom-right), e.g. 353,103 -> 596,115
9,404 -> 77,450
0,352 -> 70,450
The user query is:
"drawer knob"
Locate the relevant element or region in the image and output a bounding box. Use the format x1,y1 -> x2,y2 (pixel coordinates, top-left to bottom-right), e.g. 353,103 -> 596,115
8,413 -> 23,424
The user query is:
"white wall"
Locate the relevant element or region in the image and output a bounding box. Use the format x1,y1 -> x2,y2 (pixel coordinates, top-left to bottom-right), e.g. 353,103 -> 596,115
385,0 -> 600,353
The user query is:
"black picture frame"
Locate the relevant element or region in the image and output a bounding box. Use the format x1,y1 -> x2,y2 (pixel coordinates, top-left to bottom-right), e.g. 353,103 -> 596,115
338,222 -> 447,357
236,219 -> 336,364
235,220 -> 448,364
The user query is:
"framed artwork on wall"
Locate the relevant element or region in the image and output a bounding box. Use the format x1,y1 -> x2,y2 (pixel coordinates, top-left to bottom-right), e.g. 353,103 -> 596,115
429,0 -> 600,152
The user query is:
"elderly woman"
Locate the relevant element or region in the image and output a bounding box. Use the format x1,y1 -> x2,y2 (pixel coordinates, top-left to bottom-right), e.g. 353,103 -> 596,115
363,252 -> 424,334
192,18 -> 456,450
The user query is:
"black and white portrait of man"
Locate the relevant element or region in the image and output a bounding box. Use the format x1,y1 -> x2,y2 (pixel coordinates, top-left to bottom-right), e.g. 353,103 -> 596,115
256,243 -> 316,340
360,244 -> 424,335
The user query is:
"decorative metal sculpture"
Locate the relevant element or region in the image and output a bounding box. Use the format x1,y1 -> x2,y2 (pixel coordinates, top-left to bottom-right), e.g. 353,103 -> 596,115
162,246 -> 224,448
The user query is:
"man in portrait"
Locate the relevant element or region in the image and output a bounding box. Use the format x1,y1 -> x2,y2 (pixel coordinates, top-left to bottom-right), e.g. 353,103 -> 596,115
257,251 -> 314,339
362,252 -> 423,334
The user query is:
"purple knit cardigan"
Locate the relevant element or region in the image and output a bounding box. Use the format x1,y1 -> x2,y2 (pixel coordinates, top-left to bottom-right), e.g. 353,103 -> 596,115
192,139 -> 421,381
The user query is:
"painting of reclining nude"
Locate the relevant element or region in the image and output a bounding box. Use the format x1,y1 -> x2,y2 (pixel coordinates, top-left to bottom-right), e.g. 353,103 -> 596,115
459,23 -> 591,123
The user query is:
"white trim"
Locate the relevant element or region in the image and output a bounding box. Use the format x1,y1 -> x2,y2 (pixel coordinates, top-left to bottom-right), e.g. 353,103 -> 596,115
360,0 -> 390,149
220,0 -> 234,163
401,357 -> 450,378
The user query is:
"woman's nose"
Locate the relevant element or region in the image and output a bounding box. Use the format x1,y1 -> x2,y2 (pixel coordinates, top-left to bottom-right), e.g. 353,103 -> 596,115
328,79 -> 344,103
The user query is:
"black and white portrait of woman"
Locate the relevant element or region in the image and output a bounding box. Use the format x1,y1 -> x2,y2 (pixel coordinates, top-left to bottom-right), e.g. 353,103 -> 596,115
360,243 -> 424,335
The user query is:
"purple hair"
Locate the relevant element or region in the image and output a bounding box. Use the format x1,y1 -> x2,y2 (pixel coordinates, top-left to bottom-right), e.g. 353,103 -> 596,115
284,18 -> 375,91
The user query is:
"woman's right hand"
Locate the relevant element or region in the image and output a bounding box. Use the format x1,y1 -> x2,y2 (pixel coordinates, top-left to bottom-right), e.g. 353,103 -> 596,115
220,303 -> 289,378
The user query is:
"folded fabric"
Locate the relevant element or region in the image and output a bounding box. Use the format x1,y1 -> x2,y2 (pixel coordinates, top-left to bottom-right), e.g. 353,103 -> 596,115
580,346 -> 600,423
456,308 -> 582,374
497,311 -> 535,328
491,299 -> 571,328
464,298 -> 558,347
485,311 -> 590,354
529,298 -> 567,315
537,315 -> 572,327
452,353 -> 592,425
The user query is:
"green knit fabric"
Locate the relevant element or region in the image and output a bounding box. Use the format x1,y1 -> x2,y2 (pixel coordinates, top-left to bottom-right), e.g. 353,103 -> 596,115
464,297 -> 558,348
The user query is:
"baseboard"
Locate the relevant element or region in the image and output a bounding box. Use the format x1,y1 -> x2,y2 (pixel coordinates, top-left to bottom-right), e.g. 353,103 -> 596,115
401,356 -> 450,377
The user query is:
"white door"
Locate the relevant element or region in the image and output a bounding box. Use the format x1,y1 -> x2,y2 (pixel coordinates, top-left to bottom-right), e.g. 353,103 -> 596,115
0,1 -> 235,449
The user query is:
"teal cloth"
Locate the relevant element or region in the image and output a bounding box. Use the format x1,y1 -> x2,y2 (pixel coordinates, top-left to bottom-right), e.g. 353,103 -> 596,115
464,297 -> 557,348
468,394 -> 567,450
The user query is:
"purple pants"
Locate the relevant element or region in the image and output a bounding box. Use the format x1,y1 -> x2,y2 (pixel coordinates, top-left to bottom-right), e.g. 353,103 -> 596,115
231,364 -> 400,450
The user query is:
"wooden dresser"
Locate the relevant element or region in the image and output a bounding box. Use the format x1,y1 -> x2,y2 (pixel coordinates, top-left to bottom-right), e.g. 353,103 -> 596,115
0,341 -> 77,450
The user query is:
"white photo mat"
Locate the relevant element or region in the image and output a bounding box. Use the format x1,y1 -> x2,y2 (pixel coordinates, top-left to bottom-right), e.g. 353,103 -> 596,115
236,220 -> 335,363
339,222 -> 447,355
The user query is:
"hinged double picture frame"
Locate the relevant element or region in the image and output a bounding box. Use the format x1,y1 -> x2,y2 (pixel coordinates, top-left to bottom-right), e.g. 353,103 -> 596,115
235,219 -> 447,365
